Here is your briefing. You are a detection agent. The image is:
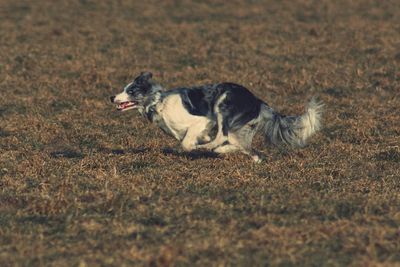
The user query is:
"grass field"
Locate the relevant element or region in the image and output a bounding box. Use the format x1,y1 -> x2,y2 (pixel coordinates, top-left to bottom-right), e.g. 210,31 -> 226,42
1,0 -> 400,266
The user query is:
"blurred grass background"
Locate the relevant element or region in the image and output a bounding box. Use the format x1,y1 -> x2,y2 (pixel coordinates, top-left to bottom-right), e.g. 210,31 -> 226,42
0,0 -> 399,266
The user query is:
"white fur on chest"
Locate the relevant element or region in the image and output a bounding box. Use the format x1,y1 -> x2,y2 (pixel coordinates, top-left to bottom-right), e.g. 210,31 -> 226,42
155,94 -> 211,141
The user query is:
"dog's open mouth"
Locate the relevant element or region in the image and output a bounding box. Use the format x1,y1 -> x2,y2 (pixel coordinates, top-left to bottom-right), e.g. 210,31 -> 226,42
116,101 -> 137,111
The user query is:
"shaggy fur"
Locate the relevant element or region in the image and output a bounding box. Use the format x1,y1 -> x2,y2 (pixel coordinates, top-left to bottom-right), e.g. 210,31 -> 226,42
110,72 -> 323,162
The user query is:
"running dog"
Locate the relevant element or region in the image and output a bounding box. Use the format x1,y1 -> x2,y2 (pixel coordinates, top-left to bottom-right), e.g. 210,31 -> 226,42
110,72 -> 323,162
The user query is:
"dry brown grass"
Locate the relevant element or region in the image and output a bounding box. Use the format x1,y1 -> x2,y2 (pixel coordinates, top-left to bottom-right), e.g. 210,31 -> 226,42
1,0 -> 400,266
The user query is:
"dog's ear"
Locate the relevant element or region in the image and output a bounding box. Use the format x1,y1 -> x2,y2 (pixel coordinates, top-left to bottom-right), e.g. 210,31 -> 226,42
133,71 -> 153,85
140,71 -> 153,80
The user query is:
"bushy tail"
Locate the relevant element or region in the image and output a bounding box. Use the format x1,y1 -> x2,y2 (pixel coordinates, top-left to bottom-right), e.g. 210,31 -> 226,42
260,98 -> 323,147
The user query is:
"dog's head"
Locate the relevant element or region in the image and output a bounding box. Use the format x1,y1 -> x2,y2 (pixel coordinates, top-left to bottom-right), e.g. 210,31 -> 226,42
110,71 -> 161,112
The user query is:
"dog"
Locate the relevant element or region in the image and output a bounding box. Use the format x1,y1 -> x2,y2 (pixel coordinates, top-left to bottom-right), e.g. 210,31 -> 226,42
110,72 -> 323,162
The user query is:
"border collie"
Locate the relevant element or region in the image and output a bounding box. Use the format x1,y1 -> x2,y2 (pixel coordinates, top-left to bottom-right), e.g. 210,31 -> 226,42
110,72 -> 323,162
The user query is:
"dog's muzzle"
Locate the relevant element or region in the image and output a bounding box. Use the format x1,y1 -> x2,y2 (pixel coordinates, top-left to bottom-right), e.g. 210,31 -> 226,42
110,95 -> 138,111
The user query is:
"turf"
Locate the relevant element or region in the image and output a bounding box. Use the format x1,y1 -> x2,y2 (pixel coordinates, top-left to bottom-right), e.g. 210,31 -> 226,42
0,0 -> 399,266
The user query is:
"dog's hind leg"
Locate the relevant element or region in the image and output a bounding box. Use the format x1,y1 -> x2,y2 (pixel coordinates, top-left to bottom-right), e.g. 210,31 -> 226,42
212,138 -> 261,163
195,95 -> 229,150
227,125 -> 262,163
195,120 -> 228,150
196,131 -> 228,150
242,148 -> 262,163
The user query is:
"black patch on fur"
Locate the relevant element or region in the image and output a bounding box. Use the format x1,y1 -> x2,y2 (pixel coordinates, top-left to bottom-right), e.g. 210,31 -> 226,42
178,83 -> 263,131
216,83 -> 263,132
185,88 -> 209,115
172,84 -> 224,117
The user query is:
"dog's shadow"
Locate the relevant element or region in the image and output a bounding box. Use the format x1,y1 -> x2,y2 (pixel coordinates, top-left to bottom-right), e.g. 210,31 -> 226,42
96,147 -> 149,155
98,147 -> 220,160
161,147 -> 220,160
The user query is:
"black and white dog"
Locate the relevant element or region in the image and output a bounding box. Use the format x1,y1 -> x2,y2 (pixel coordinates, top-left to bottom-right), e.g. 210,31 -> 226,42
110,72 -> 323,162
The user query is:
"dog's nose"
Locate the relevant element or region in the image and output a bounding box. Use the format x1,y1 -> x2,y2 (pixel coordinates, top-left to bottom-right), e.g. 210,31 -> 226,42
110,96 -> 116,103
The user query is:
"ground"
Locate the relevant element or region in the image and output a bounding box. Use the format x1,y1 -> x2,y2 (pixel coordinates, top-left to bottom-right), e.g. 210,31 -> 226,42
0,0 -> 399,266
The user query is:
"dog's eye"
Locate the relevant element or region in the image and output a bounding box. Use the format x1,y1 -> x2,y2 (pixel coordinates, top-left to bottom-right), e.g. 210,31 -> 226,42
127,90 -> 134,94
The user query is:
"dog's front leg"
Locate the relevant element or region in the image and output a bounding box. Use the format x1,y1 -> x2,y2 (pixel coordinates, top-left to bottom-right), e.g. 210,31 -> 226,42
195,132 -> 228,150
181,128 -> 201,152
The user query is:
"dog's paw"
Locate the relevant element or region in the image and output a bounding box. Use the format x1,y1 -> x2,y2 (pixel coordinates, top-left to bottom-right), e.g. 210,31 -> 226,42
252,154 -> 263,163
202,135 -> 211,142
195,144 -> 207,150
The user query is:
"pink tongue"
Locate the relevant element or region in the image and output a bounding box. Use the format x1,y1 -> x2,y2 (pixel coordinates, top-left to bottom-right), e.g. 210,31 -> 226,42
118,102 -> 134,109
